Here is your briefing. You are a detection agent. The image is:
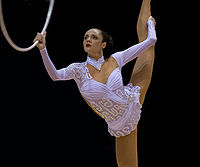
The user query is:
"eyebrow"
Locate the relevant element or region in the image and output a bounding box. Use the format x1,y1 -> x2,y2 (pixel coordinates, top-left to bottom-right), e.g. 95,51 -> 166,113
85,33 -> 98,36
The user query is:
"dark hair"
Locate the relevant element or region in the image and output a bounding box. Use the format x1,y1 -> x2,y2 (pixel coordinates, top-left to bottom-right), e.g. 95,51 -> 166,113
95,28 -> 114,59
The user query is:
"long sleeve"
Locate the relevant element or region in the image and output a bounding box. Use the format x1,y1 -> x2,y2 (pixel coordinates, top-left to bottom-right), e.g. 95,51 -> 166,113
111,19 -> 157,69
40,48 -> 74,81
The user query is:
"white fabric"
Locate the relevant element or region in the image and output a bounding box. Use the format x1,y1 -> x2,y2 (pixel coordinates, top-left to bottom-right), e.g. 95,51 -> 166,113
86,56 -> 105,71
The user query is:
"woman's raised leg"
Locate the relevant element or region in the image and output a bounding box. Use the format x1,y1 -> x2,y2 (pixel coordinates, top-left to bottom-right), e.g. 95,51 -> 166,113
130,0 -> 155,105
115,1 -> 154,167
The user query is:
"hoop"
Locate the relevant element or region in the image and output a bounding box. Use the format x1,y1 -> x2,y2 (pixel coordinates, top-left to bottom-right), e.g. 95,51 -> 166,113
0,0 -> 55,52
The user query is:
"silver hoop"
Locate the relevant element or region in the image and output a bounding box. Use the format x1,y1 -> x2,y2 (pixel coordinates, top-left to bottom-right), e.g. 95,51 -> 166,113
0,0 -> 55,52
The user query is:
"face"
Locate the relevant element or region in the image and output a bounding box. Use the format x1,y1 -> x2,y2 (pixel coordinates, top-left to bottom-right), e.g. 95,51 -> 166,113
83,29 -> 106,58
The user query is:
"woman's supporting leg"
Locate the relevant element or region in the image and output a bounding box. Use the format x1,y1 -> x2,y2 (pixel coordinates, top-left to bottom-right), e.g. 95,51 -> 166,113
116,128 -> 138,167
116,1 -> 154,167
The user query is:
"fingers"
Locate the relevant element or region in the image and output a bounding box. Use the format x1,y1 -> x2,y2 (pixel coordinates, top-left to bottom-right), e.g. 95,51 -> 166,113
42,31 -> 47,42
33,33 -> 41,43
33,32 -> 46,43
148,16 -> 156,26
37,33 -> 43,42
43,31 -> 47,38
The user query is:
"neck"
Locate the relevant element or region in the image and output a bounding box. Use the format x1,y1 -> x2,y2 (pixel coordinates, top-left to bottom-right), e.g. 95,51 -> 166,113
86,54 -> 105,71
88,52 -> 103,61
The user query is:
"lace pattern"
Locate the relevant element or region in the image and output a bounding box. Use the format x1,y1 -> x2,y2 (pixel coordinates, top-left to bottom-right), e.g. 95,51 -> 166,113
64,62 -> 142,137
65,62 -> 90,88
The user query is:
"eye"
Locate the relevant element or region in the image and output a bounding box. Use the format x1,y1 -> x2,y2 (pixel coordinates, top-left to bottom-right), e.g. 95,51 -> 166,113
92,35 -> 98,40
84,35 -> 88,40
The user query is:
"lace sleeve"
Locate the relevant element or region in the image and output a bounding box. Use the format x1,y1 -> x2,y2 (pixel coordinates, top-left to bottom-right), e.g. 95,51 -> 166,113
63,63 -> 79,80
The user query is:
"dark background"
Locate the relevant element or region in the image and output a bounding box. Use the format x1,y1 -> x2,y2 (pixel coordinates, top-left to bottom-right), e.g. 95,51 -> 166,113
0,0 -> 197,167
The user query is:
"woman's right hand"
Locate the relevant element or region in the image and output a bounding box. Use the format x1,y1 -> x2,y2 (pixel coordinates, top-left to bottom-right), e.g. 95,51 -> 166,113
33,31 -> 47,50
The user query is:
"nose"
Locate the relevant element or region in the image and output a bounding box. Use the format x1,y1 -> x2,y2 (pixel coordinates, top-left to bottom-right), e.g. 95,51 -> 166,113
86,37 -> 92,43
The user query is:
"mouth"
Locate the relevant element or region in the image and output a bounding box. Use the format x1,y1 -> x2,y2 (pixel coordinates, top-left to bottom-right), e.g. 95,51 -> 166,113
86,43 -> 91,48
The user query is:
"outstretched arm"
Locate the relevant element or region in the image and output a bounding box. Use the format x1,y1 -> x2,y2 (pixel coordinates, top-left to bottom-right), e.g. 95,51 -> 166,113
34,32 -> 72,81
111,17 -> 157,69
40,48 -> 67,81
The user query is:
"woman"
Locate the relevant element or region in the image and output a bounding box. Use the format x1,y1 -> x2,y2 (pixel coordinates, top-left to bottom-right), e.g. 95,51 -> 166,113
34,0 -> 156,166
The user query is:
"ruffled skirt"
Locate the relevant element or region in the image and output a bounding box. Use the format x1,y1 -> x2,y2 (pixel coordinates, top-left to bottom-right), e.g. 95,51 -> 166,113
108,83 -> 142,137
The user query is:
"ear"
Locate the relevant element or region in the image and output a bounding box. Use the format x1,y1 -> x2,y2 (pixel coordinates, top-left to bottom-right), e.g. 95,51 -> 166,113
102,42 -> 107,49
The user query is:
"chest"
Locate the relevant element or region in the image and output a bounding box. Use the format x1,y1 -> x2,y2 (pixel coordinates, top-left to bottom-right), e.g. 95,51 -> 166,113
80,67 -> 124,102
83,66 -> 123,93
87,59 -> 117,85
78,63 -> 125,101
90,69 -> 111,84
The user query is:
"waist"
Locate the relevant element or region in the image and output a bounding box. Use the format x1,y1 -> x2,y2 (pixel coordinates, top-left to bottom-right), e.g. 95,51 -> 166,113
84,97 -> 129,122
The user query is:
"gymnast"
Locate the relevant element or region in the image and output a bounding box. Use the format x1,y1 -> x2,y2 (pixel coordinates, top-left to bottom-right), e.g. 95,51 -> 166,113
33,0 -> 157,166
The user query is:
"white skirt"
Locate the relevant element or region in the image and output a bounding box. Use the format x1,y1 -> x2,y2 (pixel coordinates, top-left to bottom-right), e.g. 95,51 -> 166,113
108,83 -> 142,137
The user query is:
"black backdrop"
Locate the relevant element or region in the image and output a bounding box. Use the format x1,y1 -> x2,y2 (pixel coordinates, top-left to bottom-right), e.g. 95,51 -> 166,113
0,0 -> 196,167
